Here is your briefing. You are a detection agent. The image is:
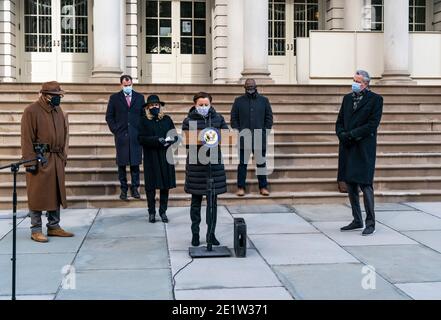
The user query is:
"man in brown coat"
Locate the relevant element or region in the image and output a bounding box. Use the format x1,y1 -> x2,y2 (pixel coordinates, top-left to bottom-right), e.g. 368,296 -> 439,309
21,81 -> 74,243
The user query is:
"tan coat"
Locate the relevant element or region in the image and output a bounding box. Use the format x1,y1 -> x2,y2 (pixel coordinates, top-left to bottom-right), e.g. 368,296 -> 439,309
21,96 -> 69,211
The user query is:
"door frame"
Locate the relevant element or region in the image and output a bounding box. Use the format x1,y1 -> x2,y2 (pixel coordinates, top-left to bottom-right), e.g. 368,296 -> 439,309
17,0 -> 93,82
138,0 -> 213,84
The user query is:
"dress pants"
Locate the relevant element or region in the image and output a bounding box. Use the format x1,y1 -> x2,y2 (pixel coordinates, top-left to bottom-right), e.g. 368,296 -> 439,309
237,148 -> 268,189
347,183 -> 376,228
30,208 -> 60,234
118,165 -> 140,192
146,189 -> 169,215
190,194 -> 218,236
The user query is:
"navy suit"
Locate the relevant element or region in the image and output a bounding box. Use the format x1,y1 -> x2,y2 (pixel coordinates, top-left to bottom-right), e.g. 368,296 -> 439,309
106,90 -> 145,192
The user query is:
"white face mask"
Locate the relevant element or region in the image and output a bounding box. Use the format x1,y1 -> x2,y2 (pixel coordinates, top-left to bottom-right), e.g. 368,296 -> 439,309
196,105 -> 210,117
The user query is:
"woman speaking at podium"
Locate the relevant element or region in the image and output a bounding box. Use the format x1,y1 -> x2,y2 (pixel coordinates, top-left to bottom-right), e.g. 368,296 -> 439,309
182,92 -> 229,247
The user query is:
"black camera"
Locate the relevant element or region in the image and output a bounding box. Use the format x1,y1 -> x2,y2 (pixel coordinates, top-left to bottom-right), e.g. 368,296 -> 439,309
26,143 -> 50,173
33,143 -> 49,155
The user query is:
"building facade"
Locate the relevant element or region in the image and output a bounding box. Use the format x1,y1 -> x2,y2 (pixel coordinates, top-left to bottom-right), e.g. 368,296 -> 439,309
1,0 -> 441,84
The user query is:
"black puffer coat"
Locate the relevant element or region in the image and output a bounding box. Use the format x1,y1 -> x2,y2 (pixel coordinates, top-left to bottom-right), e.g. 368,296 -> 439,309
182,106 -> 229,195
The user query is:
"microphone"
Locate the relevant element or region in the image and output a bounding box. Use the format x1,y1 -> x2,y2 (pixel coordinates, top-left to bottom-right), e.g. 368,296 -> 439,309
36,154 -> 48,166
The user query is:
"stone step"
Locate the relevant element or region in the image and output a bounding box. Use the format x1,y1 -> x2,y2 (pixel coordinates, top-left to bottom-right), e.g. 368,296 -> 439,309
1,130 -> 440,144
1,141 -> 439,156
2,165 -> 441,184
1,83 -> 441,94
2,152 -> 441,168
3,101 -> 440,113
0,100 -> 440,112
2,110 -> 440,122
2,177 -> 441,197
2,120 -> 441,133
2,90 -> 441,104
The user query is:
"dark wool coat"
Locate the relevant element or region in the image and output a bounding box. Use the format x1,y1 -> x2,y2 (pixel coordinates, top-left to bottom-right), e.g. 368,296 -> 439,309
138,111 -> 177,191
182,106 -> 229,195
230,93 -> 273,150
336,90 -> 383,185
105,90 -> 144,166
21,97 -> 69,211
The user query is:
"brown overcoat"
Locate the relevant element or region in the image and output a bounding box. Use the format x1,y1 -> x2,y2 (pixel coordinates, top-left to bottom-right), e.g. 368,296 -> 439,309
21,96 -> 69,211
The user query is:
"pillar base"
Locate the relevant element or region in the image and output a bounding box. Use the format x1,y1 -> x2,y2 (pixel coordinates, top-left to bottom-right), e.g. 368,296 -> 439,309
240,69 -> 274,84
90,67 -> 123,83
378,72 -> 417,85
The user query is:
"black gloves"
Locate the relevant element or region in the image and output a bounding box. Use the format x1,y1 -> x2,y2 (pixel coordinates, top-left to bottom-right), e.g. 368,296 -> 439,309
26,165 -> 38,175
338,131 -> 354,147
158,137 -> 167,146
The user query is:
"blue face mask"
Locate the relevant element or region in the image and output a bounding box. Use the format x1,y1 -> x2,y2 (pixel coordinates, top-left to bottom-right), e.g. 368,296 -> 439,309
196,105 -> 210,117
352,82 -> 362,94
123,86 -> 133,95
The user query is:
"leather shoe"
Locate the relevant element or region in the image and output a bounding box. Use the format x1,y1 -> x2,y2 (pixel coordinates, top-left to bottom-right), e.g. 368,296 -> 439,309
160,213 -> 169,223
131,188 -> 141,199
47,228 -> 74,237
340,222 -> 364,232
120,190 -> 128,201
236,188 -> 245,197
192,234 -> 200,247
362,226 -> 376,236
31,232 -> 48,243
149,213 -> 156,223
260,188 -> 270,196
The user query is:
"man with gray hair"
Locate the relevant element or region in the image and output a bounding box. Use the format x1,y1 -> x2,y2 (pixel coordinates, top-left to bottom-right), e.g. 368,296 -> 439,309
336,70 -> 383,236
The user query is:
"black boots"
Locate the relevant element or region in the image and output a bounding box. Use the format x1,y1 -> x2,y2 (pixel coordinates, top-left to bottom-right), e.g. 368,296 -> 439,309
207,233 -> 220,246
160,213 -> 169,223
192,234 -> 200,246
148,212 -> 168,223
120,190 -> 128,201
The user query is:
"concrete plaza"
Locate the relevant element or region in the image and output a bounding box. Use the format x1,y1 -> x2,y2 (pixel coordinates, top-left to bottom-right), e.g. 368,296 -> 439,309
1,202 -> 441,300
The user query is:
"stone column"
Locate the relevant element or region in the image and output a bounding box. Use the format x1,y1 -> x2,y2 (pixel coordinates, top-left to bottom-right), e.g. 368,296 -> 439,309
379,0 -> 416,85
226,0 -> 244,83
240,0 -> 273,83
91,0 -> 123,82
0,0 -> 17,82
344,0 -> 370,30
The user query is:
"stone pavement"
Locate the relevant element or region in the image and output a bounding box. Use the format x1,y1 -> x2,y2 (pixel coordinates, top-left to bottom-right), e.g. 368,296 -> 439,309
0,202 -> 441,300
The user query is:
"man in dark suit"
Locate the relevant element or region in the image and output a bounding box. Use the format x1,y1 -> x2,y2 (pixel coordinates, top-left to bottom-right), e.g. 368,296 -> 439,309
231,79 -> 273,197
105,75 -> 144,200
336,70 -> 383,236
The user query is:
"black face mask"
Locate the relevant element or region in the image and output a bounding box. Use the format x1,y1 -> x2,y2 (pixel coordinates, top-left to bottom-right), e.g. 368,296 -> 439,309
150,107 -> 160,117
246,87 -> 257,96
49,95 -> 61,107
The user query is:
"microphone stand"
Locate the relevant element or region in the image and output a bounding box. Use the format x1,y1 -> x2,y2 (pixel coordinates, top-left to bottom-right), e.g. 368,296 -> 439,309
0,156 -> 43,300
189,111 -> 230,258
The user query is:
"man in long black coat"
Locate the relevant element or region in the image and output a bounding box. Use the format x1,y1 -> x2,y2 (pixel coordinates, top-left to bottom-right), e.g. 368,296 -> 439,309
336,70 -> 383,236
230,79 -> 273,197
105,75 -> 144,200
